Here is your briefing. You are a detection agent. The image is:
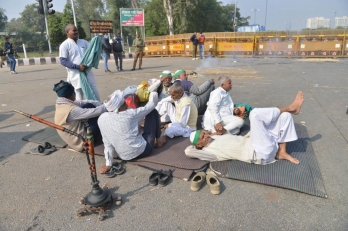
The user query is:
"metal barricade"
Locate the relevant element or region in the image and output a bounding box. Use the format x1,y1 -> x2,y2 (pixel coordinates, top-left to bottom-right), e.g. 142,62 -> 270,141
166,35 -> 185,56
215,32 -> 254,57
343,34 -> 348,57
144,36 -> 168,57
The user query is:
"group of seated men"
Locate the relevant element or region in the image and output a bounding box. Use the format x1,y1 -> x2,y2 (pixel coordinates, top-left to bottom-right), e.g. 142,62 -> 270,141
53,70 -> 304,175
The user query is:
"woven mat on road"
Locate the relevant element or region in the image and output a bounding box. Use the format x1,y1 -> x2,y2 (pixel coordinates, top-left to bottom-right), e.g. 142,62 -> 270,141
94,137 -> 209,180
22,127 -> 67,148
210,124 -> 327,198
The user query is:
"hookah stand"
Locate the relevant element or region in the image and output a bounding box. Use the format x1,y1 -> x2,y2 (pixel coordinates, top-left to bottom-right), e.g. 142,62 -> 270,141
14,110 -> 120,221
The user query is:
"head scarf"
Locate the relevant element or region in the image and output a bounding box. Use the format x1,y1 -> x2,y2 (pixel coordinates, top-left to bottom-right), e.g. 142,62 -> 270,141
189,130 -> 201,145
53,80 -> 75,98
173,70 -> 185,80
104,90 -> 124,112
160,70 -> 173,78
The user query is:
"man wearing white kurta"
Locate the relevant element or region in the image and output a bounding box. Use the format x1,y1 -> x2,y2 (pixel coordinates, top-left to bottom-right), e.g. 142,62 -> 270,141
203,76 -> 244,135
59,24 -> 100,101
157,83 -> 198,138
185,92 -> 304,165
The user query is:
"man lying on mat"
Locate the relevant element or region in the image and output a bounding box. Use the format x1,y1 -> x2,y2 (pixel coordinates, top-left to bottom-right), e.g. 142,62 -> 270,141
157,82 -> 198,138
185,92 -> 304,165
202,76 -> 244,135
98,90 -> 166,174
53,80 -> 106,152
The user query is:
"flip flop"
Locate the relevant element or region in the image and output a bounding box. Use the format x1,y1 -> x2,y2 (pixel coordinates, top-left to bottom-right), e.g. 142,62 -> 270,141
158,169 -> 172,187
44,142 -> 57,153
104,167 -> 117,178
149,170 -> 162,186
112,162 -> 126,175
27,145 -> 52,156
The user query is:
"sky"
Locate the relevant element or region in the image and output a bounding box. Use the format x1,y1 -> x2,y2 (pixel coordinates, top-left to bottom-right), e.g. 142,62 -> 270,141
1,0 -> 348,31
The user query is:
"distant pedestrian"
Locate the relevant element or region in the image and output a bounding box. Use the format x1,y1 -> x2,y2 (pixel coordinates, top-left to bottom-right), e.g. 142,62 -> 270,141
4,37 -> 17,74
112,33 -> 124,71
190,32 -> 198,60
131,33 -> 145,71
198,32 -> 206,59
59,24 -> 100,101
102,33 -> 113,73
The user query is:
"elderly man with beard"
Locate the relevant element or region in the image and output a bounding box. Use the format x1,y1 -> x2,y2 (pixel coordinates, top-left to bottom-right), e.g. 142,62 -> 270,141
59,24 -> 100,101
185,92 -> 304,165
202,76 -> 244,135
156,83 -> 198,138
98,90 -> 166,174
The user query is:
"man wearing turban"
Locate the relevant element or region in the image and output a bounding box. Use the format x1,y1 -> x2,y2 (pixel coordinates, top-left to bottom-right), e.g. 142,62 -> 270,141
98,91 -> 166,174
53,80 -> 106,151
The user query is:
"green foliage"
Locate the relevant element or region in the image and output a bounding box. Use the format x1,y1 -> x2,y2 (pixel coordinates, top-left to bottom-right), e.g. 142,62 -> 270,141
0,8 -> 8,31
47,14 -> 65,45
144,0 -> 169,36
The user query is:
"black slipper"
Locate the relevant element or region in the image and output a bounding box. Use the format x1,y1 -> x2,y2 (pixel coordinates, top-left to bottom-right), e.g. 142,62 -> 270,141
158,170 -> 172,187
104,167 -> 117,178
149,170 -> 162,186
28,145 -> 51,156
44,142 -> 57,153
112,162 -> 126,175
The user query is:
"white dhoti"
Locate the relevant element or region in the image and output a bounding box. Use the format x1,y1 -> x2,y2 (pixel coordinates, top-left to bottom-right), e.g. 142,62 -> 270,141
203,110 -> 244,135
155,101 -> 174,122
250,108 -> 298,163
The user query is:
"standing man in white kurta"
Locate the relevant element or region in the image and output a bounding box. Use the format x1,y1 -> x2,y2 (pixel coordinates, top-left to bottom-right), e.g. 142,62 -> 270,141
202,76 -> 244,135
186,92 -> 304,165
59,24 -> 100,101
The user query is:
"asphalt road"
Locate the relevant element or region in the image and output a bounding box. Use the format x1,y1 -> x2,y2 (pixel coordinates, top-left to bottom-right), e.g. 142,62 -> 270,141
0,57 -> 348,231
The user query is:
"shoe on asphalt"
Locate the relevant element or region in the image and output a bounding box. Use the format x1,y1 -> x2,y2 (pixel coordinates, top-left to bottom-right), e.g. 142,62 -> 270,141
131,68 -> 135,71
206,173 -> 221,195
190,172 -> 206,192
139,68 -> 142,70
149,170 -> 162,186
120,69 -> 124,71
158,169 -> 172,187
192,58 -> 195,60
10,71 -> 17,74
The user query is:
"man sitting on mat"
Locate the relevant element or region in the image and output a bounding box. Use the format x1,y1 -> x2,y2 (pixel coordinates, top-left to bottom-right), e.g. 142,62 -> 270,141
98,90 -> 166,174
202,76 -> 244,135
173,69 -> 215,115
185,91 -> 304,165
53,80 -> 106,152
157,82 -> 198,138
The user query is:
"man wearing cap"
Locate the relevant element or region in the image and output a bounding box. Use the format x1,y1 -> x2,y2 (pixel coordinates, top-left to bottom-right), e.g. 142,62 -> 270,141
173,69 -> 215,115
98,90 -> 166,174
131,33 -> 145,71
202,76 -> 244,135
185,92 -> 304,165
59,24 -> 100,101
156,83 -> 198,138
53,80 -> 106,152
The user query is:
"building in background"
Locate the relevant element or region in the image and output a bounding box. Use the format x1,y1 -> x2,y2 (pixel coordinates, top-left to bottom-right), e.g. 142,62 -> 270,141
306,17 -> 330,29
334,16 -> 348,28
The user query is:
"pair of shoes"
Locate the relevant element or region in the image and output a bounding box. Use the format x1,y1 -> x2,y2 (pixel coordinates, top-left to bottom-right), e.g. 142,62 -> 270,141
131,68 -> 135,71
120,69 -> 124,71
116,68 -> 120,71
138,68 -> 142,70
104,163 -> 126,178
190,172 -> 221,195
27,142 -> 57,156
149,169 -> 172,186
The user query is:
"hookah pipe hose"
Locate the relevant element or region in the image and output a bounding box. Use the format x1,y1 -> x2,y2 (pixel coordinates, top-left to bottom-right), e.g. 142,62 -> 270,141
13,109 -> 98,184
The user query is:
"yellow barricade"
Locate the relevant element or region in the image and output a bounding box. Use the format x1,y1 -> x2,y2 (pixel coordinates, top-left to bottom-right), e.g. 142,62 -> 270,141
343,35 -> 348,56
215,32 -> 254,57
255,34 -> 297,57
144,36 -> 168,57
166,35 -> 185,56
298,35 -> 344,57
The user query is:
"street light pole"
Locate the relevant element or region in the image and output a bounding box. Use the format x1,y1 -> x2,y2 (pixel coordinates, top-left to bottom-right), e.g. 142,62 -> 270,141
264,0 -> 268,30
233,0 -> 237,31
70,0 -> 77,28
333,11 -> 337,29
251,9 -> 260,24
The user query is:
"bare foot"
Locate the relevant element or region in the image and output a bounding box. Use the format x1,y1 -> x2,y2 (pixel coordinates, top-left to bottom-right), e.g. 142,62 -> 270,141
155,136 -> 167,148
99,165 -> 112,174
289,91 -> 304,115
276,151 -> 300,164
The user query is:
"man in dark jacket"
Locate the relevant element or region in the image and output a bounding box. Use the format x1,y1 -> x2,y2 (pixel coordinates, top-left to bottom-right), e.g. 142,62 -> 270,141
112,33 -> 124,71
102,33 -> 112,73
190,32 -> 198,60
4,37 -> 17,74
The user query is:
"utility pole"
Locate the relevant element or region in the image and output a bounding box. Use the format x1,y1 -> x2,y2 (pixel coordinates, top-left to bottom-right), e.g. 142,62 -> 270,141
251,9 -> 260,24
70,0 -> 77,28
42,0 -> 52,54
264,0 -> 268,30
333,11 -> 337,29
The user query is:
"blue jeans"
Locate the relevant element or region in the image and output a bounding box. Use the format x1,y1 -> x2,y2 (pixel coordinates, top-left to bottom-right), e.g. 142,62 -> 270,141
7,54 -> 16,71
102,53 -> 109,71
199,44 -> 204,58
